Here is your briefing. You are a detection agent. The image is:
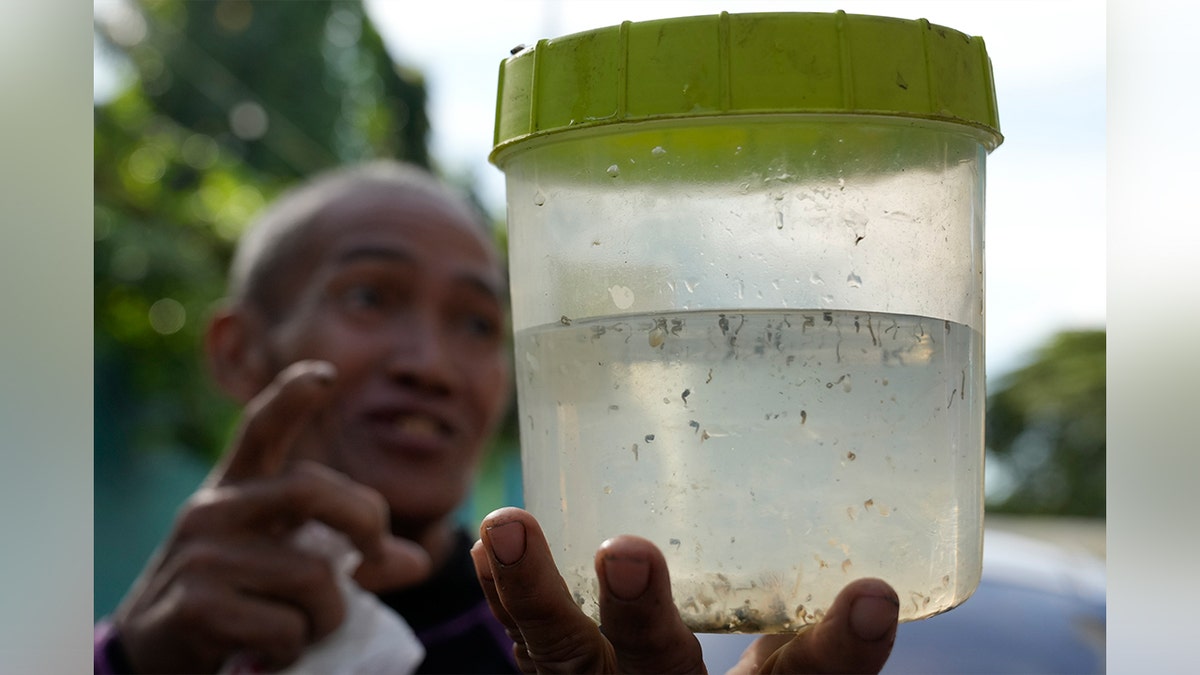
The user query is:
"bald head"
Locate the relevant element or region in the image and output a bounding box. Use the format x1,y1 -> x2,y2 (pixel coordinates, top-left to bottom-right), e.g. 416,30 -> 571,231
228,161 -> 493,322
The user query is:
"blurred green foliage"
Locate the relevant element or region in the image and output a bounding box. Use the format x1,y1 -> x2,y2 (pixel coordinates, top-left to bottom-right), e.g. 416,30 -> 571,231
986,330 -> 1106,517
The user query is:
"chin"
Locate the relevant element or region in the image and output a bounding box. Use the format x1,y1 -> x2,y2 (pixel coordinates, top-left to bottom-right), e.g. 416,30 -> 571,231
332,443 -> 479,528
371,475 -> 470,530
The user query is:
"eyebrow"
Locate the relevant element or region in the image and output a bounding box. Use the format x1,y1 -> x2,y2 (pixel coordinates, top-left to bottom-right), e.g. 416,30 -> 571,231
335,245 -> 507,302
337,245 -> 413,266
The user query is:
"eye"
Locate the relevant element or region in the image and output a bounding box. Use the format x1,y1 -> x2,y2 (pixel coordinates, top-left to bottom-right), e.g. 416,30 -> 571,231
451,304 -> 503,343
342,283 -> 386,310
335,278 -> 408,318
326,263 -> 417,322
464,314 -> 499,337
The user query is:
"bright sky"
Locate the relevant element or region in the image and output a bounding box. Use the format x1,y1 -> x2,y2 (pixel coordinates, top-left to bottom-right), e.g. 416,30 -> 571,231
363,0 -> 1106,378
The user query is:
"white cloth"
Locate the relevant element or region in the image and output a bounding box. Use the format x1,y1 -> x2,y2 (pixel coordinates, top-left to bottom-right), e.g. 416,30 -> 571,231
221,521 -> 426,674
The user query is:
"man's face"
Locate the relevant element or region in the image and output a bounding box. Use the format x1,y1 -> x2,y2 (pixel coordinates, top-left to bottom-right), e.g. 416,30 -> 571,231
260,186 -> 510,532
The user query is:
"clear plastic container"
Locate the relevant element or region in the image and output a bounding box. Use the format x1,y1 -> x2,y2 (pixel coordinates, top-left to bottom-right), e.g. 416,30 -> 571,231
491,11 -> 1002,633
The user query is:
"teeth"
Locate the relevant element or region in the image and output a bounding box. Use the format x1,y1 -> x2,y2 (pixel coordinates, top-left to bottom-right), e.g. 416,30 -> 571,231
396,415 -> 441,437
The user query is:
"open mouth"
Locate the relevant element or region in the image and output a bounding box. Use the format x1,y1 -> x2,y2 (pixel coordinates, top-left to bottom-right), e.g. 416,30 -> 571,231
367,408 -> 457,445
393,412 -> 451,439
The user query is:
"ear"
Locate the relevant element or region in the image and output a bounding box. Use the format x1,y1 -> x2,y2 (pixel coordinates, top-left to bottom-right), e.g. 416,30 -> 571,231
204,304 -> 272,404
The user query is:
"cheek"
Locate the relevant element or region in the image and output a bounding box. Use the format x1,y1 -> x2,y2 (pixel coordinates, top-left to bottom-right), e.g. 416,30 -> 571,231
273,318 -> 383,374
468,357 -> 511,428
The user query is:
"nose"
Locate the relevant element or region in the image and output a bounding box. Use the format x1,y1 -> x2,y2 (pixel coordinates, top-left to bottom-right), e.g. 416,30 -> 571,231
384,312 -> 455,395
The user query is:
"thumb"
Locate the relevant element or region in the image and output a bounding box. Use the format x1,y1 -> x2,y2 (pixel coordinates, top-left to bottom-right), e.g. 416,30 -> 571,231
743,578 -> 899,674
353,536 -> 434,593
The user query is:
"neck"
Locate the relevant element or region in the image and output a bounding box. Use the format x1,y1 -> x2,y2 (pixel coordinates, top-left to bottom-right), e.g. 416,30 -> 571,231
394,515 -> 459,572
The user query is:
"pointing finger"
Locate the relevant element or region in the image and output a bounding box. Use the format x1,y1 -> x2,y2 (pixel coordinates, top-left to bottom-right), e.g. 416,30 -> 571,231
214,360 -> 336,485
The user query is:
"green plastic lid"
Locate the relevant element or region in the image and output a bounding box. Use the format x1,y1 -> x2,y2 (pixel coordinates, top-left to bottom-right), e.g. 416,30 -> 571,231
491,11 -> 1002,164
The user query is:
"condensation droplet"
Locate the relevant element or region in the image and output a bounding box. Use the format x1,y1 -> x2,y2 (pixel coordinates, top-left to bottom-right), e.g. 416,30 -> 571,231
775,211 -> 784,229
810,272 -> 824,285
821,294 -> 834,304
603,485 -> 613,495
533,190 -> 546,206
606,164 -> 620,178
847,272 -> 863,288
651,146 -> 667,156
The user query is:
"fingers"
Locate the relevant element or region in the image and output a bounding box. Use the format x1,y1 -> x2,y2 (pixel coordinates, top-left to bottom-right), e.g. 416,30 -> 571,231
726,635 -> 792,675
215,593 -> 309,673
206,361 -> 421,576
475,507 -> 615,673
474,509 -> 708,674
118,358 -> 437,673
117,543 -> 338,674
180,582 -> 312,672
472,515 -> 896,675
191,540 -> 348,643
215,360 -> 337,485
187,462 -> 383,560
471,539 -> 536,672
353,536 -> 433,593
183,462 -> 433,592
119,471 -> 433,674
594,536 -> 708,674
746,577 -> 899,674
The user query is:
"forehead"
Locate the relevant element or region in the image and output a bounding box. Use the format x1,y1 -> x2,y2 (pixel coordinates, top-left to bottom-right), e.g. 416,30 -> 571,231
299,186 -> 504,290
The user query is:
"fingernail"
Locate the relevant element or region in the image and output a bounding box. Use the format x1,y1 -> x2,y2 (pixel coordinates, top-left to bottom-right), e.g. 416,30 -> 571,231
309,361 -> 336,384
487,520 -> 526,566
603,553 -> 650,601
849,594 -> 899,642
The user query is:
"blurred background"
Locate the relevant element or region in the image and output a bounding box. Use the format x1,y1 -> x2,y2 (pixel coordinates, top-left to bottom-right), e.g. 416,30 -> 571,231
91,0 -> 1106,669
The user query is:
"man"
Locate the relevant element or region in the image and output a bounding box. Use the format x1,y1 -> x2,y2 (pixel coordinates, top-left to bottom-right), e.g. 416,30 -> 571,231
95,161 -> 899,673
